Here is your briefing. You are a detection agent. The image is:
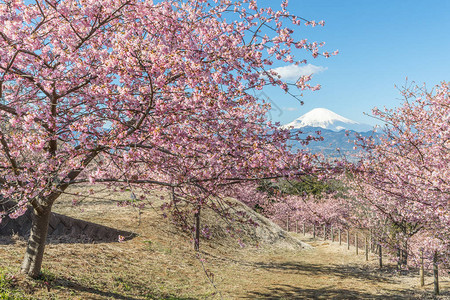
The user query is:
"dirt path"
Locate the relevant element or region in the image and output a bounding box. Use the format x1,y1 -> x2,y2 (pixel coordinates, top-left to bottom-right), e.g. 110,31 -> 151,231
211,235 -> 449,299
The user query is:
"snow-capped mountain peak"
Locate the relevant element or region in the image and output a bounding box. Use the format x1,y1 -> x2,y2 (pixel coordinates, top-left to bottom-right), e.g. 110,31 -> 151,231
281,108 -> 372,132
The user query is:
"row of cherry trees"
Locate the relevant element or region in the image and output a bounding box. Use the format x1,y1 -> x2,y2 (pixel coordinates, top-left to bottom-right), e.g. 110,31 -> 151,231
229,83 -> 449,280
350,82 -> 449,271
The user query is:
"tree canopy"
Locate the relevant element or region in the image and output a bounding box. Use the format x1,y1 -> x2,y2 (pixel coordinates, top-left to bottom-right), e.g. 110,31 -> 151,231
0,0 -> 329,277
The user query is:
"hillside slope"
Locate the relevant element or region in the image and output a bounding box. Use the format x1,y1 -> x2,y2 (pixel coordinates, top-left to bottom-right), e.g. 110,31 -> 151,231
0,185 -> 448,299
1,185 -> 309,250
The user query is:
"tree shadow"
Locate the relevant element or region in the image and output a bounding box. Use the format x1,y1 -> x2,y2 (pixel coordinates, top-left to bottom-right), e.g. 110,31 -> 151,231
250,261 -> 398,284
40,277 -> 195,300
0,201 -> 136,244
203,250 -> 397,285
51,276 -> 196,300
243,283 -> 421,299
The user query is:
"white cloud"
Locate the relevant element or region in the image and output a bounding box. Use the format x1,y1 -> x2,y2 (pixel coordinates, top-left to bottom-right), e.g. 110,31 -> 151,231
270,64 -> 327,81
283,107 -> 299,112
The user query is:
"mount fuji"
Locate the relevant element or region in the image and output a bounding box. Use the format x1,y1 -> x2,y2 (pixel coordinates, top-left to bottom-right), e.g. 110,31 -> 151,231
281,108 -> 373,132
280,108 -> 377,157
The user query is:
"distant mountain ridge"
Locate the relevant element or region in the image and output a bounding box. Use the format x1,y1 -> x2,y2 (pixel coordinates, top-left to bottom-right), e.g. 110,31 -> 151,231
280,108 -> 377,157
281,108 -> 373,133
289,126 -> 377,157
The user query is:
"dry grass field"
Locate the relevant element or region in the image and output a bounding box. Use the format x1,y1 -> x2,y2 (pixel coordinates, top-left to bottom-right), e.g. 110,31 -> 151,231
0,185 -> 449,299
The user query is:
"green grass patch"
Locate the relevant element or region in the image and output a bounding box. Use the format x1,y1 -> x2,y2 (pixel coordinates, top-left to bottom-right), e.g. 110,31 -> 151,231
0,268 -> 26,300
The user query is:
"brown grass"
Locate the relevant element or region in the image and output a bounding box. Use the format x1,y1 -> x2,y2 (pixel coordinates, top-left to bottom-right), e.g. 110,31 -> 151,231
0,185 -> 448,299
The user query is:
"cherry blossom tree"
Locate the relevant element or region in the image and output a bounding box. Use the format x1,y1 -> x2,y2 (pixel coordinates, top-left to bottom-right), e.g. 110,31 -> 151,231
350,82 -> 449,270
228,176 -> 350,234
0,0 -> 332,277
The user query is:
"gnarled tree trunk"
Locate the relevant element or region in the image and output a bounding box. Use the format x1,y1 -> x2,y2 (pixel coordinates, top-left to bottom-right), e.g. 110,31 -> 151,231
21,204 -> 53,278
19,150 -> 99,277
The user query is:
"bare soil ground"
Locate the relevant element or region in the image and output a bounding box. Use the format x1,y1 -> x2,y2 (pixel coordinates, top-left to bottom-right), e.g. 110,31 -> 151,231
0,185 -> 448,299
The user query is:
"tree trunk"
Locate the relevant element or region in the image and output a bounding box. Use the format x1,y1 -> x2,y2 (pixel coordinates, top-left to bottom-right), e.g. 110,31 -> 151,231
323,224 -> 326,240
419,250 -> 424,287
286,217 -> 289,232
401,242 -> 408,267
21,205 -> 53,278
19,150 -> 99,278
365,236 -> 369,261
355,232 -> 358,255
194,208 -> 201,251
295,220 -> 298,233
378,244 -> 382,269
397,240 -> 408,268
347,230 -> 350,250
313,224 -> 316,239
433,251 -> 439,295
331,226 -> 334,242
302,223 -> 305,236
338,228 -> 341,245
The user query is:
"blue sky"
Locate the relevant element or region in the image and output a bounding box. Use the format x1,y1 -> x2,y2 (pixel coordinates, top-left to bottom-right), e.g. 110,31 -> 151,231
19,0 -> 448,127
260,0 -> 450,126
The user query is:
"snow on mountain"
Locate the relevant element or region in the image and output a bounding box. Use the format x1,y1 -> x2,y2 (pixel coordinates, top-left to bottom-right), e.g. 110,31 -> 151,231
280,108 -> 373,132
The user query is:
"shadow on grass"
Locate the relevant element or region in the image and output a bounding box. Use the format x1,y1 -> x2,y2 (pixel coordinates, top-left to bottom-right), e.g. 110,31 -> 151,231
203,250 -> 398,285
252,261 -> 398,284
52,277 -> 196,300
243,283 -> 419,299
